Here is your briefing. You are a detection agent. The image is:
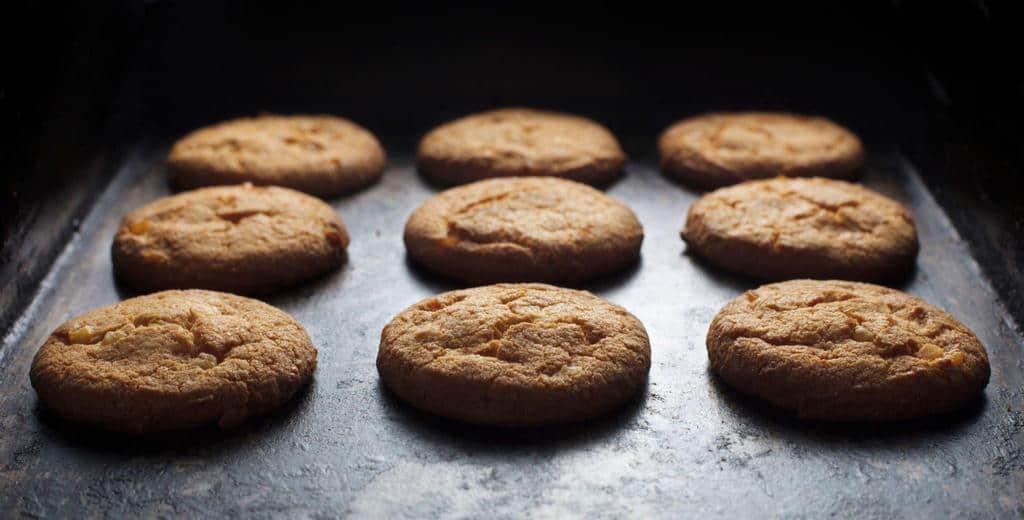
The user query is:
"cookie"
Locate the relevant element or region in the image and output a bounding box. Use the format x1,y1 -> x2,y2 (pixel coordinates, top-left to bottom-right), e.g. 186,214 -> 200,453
112,183 -> 348,295
659,112 -> 864,188
30,290 -> 317,433
707,279 -> 990,421
377,283 -> 651,426
682,177 -> 918,282
168,114 -> 386,197
404,177 -> 643,284
417,108 -> 627,186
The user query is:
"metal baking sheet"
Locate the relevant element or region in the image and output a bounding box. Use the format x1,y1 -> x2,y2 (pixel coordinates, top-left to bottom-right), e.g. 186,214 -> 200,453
1,142 -> 1022,518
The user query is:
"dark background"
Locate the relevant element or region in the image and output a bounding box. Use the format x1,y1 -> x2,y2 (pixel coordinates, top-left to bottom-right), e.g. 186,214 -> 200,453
2,1 -> 1022,333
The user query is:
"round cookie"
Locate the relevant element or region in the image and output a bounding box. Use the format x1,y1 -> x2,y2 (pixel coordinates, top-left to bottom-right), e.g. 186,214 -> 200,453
682,177 -> 918,282
30,290 -> 317,433
707,279 -> 990,421
659,112 -> 864,188
377,283 -> 651,426
168,114 -> 386,197
404,177 -> 643,284
112,183 -> 348,295
417,108 -> 627,186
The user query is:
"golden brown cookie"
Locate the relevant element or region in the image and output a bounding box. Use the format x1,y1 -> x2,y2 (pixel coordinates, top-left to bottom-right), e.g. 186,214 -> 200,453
377,284 -> 651,426
404,177 -> 643,284
417,108 -> 627,186
112,183 -> 348,295
168,114 -> 386,197
707,279 -> 990,421
30,290 -> 317,433
659,112 -> 864,188
682,177 -> 918,282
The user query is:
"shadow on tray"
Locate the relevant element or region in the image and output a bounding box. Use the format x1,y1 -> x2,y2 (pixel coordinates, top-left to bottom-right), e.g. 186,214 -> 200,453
402,255 -> 460,293
706,370 -> 987,442
681,248 -> 757,294
402,253 -> 643,294
112,255 -> 352,305
579,256 -> 643,294
376,379 -> 649,451
33,379 -> 318,456
681,246 -> 920,293
413,166 -> 626,193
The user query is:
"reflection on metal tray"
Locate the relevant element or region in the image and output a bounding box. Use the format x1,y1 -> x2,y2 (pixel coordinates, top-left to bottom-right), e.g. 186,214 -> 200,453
1,144 -> 1022,518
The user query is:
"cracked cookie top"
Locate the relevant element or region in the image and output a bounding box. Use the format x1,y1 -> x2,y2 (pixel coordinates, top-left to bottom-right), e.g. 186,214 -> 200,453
377,283 -> 651,425
659,112 -> 864,188
404,177 -> 643,284
168,114 -> 386,197
707,279 -> 990,421
417,108 -> 626,186
112,183 -> 347,294
682,177 -> 918,282
30,290 -> 317,433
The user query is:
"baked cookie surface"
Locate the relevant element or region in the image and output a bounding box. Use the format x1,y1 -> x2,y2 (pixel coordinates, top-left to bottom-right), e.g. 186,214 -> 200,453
377,283 -> 651,426
112,183 -> 348,295
707,279 -> 990,421
417,108 -> 626,186
30,290 -> 318,433
168,114 -> 385,197
404,177 -> 643,284
682,177 -> 918,282
659,112 -> 864,188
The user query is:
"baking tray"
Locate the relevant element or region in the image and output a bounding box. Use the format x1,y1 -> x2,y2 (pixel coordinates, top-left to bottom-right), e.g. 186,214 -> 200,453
1,141 -> 1022,518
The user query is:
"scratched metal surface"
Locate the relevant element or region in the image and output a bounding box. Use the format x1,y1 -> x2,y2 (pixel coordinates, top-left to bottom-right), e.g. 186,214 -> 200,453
1,143 -> 1022,518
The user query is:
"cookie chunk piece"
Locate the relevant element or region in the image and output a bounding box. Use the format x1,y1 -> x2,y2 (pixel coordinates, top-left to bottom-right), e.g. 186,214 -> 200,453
707,279 -> 990,421
30,290 -> 317,433
405,177 -> 643,284
659,112 -> 864,188
377,284 -> 651,426
113,183 -> 348,295
168,114 -> 385,197
417,108 -> 626,186
682,177 -> 918,282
